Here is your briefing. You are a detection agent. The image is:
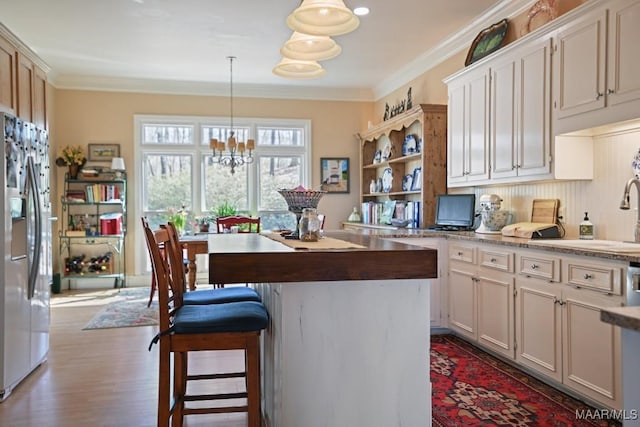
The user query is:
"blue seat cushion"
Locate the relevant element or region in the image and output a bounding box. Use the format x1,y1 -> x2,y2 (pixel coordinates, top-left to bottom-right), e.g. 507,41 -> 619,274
173,301 -> 269,334
183,287 -> 261,305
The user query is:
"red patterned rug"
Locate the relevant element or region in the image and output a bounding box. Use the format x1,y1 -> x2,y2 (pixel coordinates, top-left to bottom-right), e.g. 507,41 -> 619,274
431,334 -> 621,427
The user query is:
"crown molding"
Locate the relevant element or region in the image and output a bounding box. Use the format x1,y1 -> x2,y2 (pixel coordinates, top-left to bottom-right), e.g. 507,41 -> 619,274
0,23 -> 50,72
373,0 -> 535,100
50,73 -> 375,102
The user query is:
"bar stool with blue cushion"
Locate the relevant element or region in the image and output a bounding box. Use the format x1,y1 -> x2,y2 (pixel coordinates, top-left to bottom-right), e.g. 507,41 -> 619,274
163,221 -> 261,305
143,220 -> 268,427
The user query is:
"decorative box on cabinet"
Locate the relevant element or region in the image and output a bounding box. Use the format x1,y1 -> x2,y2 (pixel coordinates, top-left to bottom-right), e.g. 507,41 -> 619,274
59,172 -> 127,288
553,0 -> 640,134
357,104 -> 447,229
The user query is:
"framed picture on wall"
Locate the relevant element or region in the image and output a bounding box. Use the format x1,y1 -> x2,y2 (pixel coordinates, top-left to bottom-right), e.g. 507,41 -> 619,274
88,143 -> 120,162
320,157 -> 349,193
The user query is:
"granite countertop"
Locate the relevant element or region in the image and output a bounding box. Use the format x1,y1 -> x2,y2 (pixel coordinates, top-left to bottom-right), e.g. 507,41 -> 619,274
601,307 -> 640,331
342,222 -> 640,262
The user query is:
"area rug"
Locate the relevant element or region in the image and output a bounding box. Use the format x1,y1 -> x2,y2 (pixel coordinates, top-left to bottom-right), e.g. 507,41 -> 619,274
431,335 -> 621,427
83,287 -> 158,330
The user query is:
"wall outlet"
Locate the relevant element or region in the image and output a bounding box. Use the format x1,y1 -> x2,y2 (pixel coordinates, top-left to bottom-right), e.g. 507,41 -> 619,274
558,206 -> 566,223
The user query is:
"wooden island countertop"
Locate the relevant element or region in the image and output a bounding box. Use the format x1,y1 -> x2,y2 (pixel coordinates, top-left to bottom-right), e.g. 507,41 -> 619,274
207,230 -> 438,284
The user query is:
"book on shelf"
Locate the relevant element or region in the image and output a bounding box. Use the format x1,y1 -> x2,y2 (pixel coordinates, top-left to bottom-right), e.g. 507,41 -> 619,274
84,184 -> 121,203
66,190 -> 86,203
360,201 -> 420,227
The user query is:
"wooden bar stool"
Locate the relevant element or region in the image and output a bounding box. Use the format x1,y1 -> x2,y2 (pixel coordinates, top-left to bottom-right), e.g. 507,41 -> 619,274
142,219 -> 268,427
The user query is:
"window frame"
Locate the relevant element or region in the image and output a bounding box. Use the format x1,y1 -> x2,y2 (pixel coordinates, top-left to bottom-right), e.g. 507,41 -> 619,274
133,114 -> 311,275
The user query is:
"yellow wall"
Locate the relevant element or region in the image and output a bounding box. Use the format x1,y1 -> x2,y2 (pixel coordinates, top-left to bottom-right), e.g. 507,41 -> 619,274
52,89 -> 371,274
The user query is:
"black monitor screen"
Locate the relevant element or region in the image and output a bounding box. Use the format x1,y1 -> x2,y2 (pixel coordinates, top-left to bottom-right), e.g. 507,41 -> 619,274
435,194 -> 476,227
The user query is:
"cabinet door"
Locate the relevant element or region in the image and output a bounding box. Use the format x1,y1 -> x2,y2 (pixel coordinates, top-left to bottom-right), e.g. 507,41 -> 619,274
490,58 -> 517,179
554,9 -> 607,119
515,277 -> 562,382
477,269 -> 515,358
517,38 -> 552,177
33,65 -> 46,130
447,81 -> 467,184
448,262 -> 476,340
561,287 -> 622,409
16,52 -> 33,122
0,36 -> 16,111
607,0 -> 640,107
466,70 -> 490,183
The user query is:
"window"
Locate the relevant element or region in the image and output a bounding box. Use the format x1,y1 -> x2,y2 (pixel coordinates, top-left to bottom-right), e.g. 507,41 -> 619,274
134,115 -> 311,274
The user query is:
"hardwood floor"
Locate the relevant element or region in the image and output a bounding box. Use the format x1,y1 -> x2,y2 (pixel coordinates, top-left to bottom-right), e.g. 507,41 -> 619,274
0,287 -> 248,427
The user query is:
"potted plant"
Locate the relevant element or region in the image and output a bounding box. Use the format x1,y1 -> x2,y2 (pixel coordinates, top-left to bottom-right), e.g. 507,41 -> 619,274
194,215 -> 213,233
55,145 -> 86,179
214,201 -> 237,218
166,206 -> 188,235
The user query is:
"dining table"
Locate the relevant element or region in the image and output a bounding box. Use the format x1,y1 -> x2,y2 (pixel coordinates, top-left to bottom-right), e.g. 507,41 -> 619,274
203,230 -> 438,427
177,234 -> 208,291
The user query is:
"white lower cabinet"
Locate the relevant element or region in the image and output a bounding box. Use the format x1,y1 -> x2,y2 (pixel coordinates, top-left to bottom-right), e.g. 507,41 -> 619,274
448,242 -> 515,359
448,242 -> 624,409
515,250 -> 624,409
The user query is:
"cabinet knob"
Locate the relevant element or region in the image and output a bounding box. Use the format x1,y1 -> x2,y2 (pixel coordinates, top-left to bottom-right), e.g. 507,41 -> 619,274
583,273 -> 593,280
490,258 -> 497,263
457,251 -> 463,256
596,92 -> 604,100
531,263 -> 539,270
607,88 -> 614,95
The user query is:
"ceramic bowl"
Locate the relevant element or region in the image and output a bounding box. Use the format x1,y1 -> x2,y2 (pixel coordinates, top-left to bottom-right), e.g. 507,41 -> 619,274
480,210 -> 511,231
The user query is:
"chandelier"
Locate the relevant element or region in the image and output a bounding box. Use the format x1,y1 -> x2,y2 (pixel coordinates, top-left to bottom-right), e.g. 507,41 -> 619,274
209,56 -> 254,174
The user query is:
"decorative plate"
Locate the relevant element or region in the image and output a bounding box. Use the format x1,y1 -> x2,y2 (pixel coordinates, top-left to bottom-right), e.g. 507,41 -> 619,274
373,150 -> 382,164
416,137 -> 422,153
633,148 -> 640,178
402,135 -> 417,156
381,142 -> 392,161
402,174 -> 413,192
382,168 -> 393,193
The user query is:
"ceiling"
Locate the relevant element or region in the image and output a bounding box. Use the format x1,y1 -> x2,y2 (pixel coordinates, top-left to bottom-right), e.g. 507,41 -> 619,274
0,0 -> 532,101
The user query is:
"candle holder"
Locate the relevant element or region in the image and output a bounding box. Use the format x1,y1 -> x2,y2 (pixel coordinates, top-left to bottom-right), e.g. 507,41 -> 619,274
277,189 -> 326,238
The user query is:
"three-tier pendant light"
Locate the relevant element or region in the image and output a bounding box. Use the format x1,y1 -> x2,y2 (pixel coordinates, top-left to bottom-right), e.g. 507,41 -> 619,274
273,0 -> 360,79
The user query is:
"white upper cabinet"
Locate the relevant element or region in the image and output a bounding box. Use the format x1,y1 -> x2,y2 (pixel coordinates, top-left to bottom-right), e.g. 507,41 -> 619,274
553,0 -> 640,134
491,37 -> 552,181
446,65 -> 490,186
446,36 -> 554,187
607,0 -> 640,107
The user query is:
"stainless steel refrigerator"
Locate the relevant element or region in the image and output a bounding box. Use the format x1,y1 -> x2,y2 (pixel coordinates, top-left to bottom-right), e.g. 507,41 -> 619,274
1,113 -> 51,401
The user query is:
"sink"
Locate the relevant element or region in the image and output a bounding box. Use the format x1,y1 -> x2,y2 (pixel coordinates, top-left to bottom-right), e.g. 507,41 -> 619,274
527,239 -> 640,253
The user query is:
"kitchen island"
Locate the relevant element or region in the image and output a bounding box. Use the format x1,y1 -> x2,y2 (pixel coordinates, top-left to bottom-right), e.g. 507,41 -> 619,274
207,231 -> 438,427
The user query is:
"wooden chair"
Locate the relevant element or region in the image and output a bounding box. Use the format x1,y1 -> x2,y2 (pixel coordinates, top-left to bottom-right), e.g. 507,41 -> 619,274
142,219 -> 268,427
216,216 -> 261,233
164,221 -> 261,305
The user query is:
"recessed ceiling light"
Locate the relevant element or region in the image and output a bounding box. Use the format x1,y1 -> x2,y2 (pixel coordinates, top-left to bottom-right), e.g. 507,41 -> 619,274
353,7 -> 369,16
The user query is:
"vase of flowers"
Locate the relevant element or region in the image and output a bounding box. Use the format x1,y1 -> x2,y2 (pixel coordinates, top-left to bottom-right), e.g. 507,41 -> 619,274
167,206 -> 188,236
55,145 -> 86,179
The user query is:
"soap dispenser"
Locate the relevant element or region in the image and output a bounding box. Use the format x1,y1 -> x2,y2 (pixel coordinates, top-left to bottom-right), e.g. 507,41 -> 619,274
579,212 -> 594,240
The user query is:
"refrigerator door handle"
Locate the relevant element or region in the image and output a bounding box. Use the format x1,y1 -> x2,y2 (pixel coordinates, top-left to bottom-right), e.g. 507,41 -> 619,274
26,157 -> 42,300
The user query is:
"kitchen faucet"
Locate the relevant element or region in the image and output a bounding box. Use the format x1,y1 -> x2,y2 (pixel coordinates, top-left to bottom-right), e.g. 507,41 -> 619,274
620,177 -> 640,242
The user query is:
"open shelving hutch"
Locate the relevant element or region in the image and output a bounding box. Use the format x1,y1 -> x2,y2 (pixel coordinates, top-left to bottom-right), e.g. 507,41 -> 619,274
348,104 -> 447,230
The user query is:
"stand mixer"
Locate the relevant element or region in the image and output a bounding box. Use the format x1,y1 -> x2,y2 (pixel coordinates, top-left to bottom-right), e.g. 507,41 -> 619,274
475,194 -> 511,234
